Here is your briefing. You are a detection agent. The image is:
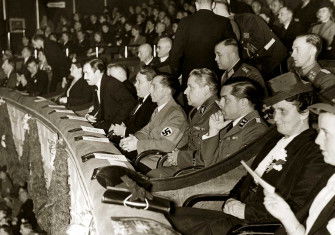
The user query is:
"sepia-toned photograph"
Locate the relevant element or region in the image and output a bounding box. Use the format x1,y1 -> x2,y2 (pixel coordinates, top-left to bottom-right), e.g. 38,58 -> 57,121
0,0 -> 335,234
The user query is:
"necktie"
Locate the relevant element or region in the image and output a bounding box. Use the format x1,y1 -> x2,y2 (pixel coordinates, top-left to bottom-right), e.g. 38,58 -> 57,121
131,98 -> 144,115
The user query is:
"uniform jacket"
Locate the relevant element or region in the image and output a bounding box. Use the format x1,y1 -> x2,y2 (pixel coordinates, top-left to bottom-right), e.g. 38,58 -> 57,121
176,96 -> 220,166
134,98 -> 188,154
64,77 -> 94,109
230,129 -> 328,223
290,62 -> 335,93
178,110 -> 268,168
124,96 -> 157,136
91,74 -> 137,132
169,9 -> 235,87
221,60 -> 265,89
233,14 -> 288,78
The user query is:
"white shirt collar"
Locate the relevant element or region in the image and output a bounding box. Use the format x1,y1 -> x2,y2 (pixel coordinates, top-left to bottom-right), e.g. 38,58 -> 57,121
157,102 -> 168,112
160,56 -> 169,63
145,57 -> 153,65
232,115 -> 244,127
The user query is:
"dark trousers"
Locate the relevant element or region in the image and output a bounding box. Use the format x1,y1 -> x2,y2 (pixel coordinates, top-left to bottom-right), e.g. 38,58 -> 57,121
167,207 -> 244,235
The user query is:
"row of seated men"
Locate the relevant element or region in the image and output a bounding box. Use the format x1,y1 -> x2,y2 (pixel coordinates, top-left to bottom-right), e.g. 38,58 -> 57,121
2,32 -> 335,234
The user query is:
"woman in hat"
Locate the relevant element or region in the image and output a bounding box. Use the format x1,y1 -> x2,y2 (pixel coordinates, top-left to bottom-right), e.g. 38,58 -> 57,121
309,0 -> 335,48
264,92 -> 335,235
165,73 -> 331,235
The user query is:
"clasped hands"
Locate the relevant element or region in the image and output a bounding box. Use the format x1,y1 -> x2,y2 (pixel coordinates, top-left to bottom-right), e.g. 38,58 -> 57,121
119,134 -> 138,152
109,122 -> 127,137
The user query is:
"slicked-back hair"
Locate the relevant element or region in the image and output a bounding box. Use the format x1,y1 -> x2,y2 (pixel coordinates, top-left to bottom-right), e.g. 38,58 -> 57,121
86,58 -> 106,73
189,68 -> 218,95
219,38 -> 238,47
139,66 -> 157,81
155,74 -> 175,95
225,77 -> 264,110
297,34 -> 323,57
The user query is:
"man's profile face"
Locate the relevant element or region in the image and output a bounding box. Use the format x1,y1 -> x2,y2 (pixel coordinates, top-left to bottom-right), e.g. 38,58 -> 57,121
157,40 -> 171,58
134,73 -> 151,98
215,44 -> 231,70
218,85 -> 241,120
291,37 -> 314,68
138,46 -> 150,63
150,76 -> 165,103
184,75 -> 208,108
27,62 -> 38,75
278,7 -> 291,24
83,64 -> 97,86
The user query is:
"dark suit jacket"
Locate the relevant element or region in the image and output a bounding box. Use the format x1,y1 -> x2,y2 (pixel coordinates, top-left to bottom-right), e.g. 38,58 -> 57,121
273,19 -> 305,49
294,0 -> 319,31
75,38 -> 90,58
43,39 -> 69,80
125,96 -> 157,136
91,74 -> 137,132
26,70 -> 49,96
169,9 -> 235,88
230,129 -> 328,223
64,77 -> 94,110
152,57 -> 173,75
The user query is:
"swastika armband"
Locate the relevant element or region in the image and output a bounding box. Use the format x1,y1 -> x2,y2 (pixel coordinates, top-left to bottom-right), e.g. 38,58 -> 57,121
161,127 -> 173,137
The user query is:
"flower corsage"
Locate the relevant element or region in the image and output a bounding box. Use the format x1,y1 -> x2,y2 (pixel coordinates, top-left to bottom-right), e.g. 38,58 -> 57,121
266,148 -> 287,173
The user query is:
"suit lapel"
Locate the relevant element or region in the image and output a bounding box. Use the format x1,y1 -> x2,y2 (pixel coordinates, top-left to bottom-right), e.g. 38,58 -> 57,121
308,195 -> 335,235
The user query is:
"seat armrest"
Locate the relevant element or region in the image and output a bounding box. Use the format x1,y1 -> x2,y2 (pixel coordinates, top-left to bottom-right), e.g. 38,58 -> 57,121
134,149 -> 168,167
229,223 -> 282,235
182,193 -> 230,207
173,165 -> 204,177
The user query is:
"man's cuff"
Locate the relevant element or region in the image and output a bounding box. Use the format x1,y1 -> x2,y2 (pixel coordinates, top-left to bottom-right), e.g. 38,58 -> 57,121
202,132 -> 218,140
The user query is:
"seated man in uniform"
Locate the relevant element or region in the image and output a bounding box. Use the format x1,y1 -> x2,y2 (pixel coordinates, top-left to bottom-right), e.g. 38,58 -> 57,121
148,78 -> 268,178
167,73 -> 328,235
119,74 -> 188,171
147,68 -> 220,177
289,34 -> 335,93
214,38 -> 265,89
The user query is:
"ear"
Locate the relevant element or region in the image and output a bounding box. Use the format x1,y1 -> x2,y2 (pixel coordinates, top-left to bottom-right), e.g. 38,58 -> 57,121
300,109 -> 310,121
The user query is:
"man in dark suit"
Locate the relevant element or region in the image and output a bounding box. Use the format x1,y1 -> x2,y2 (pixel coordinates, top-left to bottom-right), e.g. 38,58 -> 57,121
167,74 -> 328,235
32,35 -> 70,92
25,58 -> 49,96
83,59 -> 137,132
109,66 -> 157,138
272,6 -> 305,49
152,37 -> 173,75
0,58 -> 18,89
169,0 -> 235,89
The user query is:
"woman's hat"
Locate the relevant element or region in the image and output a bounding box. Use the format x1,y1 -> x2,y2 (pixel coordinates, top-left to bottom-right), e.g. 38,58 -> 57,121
264,72 -> 313,106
